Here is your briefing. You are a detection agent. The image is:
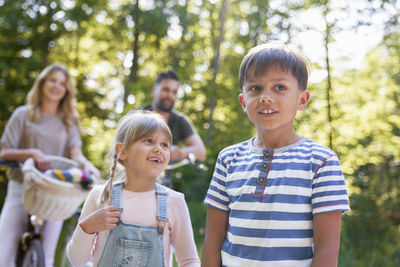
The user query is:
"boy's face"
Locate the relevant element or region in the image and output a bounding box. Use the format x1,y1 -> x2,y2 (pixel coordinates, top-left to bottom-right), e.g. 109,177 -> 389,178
238,67 -> 310,135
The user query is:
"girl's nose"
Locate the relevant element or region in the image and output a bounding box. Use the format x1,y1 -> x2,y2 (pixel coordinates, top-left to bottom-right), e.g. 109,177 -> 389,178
153,145 -> 162,154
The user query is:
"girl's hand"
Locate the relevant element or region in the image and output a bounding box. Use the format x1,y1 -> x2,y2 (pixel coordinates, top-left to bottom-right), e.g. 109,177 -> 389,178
79,206 -> 122,234
31,149 -> 51,171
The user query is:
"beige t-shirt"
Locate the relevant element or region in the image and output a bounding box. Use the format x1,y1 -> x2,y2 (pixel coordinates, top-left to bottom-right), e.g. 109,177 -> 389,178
0,105 -> 82,182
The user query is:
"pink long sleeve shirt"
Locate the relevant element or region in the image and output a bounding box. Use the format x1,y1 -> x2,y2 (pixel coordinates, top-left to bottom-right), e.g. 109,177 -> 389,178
66,184 -> 200,267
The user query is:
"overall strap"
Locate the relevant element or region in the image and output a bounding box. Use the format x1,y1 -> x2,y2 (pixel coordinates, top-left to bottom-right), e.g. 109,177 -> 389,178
155,183 -> 168,234
111,183 -> 123,210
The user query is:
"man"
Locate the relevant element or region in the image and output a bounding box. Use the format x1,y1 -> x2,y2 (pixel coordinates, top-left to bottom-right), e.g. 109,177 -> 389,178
138,70 -> 206,162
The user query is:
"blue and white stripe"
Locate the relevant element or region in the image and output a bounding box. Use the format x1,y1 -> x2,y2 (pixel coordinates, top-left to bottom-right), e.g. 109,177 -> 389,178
205,137 -> 350,266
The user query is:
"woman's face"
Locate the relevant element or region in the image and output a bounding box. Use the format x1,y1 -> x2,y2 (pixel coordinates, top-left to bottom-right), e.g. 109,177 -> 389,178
41,70 -> 67,104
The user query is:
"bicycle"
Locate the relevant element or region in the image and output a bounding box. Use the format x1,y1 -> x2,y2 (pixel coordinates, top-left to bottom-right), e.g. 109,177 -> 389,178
0,156 -> 93,267
159,153 -> 208,189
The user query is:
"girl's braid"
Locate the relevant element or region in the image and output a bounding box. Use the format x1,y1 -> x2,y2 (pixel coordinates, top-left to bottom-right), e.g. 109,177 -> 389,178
101,155 -> 118,204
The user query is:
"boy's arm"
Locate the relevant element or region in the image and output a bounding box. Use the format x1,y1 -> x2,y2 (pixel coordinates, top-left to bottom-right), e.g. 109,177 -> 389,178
201,206 -> 229,267
311,211 -> 342,267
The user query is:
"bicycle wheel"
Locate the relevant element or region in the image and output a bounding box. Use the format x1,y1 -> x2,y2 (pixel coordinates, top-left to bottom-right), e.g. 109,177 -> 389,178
18,239 -> 45,267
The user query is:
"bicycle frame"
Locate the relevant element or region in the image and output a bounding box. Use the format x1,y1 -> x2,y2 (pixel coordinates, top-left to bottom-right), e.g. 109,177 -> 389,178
0,158 -> 92,267
16,215 -> 45,267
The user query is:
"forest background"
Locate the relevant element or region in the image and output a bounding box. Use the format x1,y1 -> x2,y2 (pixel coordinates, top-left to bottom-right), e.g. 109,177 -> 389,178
0,0 -> 399,266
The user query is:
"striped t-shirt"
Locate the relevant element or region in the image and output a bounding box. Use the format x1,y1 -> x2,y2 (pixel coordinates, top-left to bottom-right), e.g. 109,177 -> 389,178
204,137 -> 350,267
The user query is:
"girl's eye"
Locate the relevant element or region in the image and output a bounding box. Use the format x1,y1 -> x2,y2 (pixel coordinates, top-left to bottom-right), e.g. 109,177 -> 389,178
145,138 -> 153,144
275,85 -> 286,91
161,143 -> 169,149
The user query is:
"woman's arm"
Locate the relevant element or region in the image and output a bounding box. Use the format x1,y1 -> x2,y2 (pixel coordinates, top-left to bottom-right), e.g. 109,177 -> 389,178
70,147 -> 101,179
0,147 -> 51,171
311,211 -> 342,267
201,206 -> 229,267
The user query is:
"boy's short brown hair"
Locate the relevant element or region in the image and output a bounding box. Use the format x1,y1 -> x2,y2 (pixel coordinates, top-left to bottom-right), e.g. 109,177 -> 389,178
238,42 -> 309,91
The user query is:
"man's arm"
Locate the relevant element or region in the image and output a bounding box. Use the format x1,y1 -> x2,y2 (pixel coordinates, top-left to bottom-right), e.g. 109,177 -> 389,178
311,211 -> 342,267
170,133 -> 206,161
201,206 -> 228,267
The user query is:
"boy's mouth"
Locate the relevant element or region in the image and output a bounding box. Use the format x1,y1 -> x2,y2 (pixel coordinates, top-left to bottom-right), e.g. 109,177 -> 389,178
259,109 -> 277,114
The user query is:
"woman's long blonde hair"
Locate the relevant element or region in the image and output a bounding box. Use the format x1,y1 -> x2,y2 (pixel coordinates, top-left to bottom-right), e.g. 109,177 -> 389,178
26,64 -> 81,132
100,110 -> 172,204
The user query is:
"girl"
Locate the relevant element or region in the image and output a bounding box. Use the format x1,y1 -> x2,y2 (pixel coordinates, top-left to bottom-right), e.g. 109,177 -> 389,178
67,111 -> 200,267
0,64 -> 100,267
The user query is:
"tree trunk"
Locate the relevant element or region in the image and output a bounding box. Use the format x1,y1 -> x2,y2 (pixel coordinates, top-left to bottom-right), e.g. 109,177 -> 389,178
206,0 -> 228,144
124,0 -> 141,106
323,5 -> 333,149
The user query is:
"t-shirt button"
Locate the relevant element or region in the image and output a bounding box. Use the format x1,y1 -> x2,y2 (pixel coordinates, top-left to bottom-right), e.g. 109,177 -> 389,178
263,150 -> 270,157
261,162 -> 268,169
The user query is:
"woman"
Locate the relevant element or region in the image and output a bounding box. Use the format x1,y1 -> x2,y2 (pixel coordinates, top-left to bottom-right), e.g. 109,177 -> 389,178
0,65 -> 100,267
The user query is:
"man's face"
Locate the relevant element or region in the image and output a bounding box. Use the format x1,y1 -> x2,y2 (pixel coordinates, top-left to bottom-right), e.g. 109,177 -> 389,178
152,78 -> 179,112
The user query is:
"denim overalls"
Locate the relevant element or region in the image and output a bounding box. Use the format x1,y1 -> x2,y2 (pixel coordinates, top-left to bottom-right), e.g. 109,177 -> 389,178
97,183 -> 167,267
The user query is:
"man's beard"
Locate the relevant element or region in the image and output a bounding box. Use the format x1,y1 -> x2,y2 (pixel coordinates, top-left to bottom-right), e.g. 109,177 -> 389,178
155,99 -> 174,112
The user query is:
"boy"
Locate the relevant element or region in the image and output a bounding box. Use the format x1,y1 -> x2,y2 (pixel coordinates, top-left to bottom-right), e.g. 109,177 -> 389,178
202,42 -> 350,267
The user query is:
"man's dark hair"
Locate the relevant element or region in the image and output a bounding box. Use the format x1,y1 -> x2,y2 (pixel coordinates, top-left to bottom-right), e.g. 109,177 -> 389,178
154,70 -> 180,86
238,42 -> 309,91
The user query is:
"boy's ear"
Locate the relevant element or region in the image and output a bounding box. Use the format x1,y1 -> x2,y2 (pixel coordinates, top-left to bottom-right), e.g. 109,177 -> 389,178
297,90 -> 310,110
238,93 -> 246,112
115,142 -> 127,160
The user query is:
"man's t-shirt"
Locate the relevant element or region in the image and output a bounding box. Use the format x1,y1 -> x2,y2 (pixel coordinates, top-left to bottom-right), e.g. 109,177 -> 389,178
139,104 -> 194,145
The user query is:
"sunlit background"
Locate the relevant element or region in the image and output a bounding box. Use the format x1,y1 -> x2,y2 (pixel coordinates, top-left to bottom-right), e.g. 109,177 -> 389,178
1,0 -> 400,266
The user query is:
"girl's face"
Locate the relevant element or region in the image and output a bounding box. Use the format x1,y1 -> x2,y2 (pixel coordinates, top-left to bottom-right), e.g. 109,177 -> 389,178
118,129 -> 171,180
41,70 -> 67,104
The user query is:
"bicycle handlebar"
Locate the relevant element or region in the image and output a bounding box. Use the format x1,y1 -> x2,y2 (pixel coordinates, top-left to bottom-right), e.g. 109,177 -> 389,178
0,159 -> 20,168
165,153 -> 208,171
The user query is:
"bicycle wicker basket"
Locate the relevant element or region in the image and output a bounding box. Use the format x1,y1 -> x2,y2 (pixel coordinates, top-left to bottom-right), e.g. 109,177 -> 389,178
21,156 -> 89,221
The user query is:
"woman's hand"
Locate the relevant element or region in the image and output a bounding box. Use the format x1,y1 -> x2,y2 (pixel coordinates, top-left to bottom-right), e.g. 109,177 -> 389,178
70,147 -> 101,181
82,160 -> 101,180
31,149 -> 51,171
79,206 -> 122,234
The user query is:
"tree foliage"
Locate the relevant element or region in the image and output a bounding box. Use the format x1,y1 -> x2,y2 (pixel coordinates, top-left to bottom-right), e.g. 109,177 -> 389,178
1,0 -> 400,265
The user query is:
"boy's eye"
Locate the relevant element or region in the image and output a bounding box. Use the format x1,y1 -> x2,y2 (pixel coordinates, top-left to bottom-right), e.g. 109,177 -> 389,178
275,85 -> 286,91
249,86 -> 261,92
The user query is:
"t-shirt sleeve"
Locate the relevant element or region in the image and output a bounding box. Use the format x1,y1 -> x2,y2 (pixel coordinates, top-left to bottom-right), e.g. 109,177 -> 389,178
0,107 -> 26,149
311,154 -> 350,215
66,185 -> 102,266
178,115 -> 194,140
67,121 -> 82,148
204,153 -> 230,212
170,193 -> 200,267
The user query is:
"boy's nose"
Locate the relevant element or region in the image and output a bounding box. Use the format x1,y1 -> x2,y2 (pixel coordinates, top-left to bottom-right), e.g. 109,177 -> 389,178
259,94 -> 272,103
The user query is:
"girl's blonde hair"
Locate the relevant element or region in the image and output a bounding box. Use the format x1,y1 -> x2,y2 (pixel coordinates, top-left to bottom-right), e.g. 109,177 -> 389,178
100,110 -> 172,204
27,64 -> 81,132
